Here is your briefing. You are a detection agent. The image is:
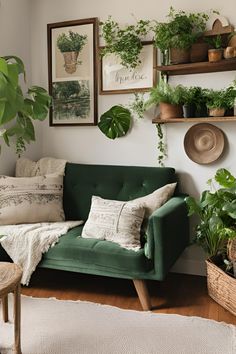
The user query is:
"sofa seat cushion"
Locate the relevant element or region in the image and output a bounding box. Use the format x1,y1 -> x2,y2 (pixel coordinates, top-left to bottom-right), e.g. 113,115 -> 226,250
40,226 -> 153,275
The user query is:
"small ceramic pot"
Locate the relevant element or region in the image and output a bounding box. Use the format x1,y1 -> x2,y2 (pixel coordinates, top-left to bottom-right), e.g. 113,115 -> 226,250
224,47 -> 234,59
208,49 -> 223,63
208,107 -> 225,117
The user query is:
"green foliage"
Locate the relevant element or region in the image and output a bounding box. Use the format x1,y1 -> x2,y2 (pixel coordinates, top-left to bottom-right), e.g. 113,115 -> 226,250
205,88 -> 229,109
0,56 -> 51,155
185,168 -> 236,258
128,93 -> 146,119
182,86 -> 208,109
57,31 -> 87,52
145,80 -> 185,108
204,35 -> 222,49
153,7 -> 210,51
101,16 -> 151,69
156,124 -> 167,166
98,105 -> 131,139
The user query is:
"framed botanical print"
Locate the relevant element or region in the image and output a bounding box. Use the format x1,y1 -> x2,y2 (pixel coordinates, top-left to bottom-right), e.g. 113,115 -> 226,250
100,41 -> 157,94
47,17 -> 98,126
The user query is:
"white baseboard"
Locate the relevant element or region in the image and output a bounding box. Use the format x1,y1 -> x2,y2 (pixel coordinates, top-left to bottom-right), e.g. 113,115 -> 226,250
171,258 -> 206,276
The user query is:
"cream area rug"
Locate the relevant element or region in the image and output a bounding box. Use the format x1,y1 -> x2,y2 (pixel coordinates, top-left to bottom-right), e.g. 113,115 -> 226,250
1,296 -> 235,354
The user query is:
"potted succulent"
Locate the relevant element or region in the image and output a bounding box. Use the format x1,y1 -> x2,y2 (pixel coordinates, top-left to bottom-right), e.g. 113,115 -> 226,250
145,80 -> 185,119
153,7 -> 209,65
101,16 -> 151,69
185,168 -> 236,314
205,35 -> 223,62
0,56 -> 51,156
57,30 -> 87,74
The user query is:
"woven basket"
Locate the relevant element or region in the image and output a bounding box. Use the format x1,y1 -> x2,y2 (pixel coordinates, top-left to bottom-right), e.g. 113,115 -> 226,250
227,238 -> 236,278
206,259 -> 236,316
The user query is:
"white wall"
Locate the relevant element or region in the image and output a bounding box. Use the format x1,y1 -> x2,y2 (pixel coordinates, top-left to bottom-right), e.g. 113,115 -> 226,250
0,0 -> 43,175
29,0 -> 236,275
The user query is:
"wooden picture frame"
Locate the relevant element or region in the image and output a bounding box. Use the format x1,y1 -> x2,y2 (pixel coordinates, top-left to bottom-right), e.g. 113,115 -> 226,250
99,42 -> 157,95
47,17 -> 98,126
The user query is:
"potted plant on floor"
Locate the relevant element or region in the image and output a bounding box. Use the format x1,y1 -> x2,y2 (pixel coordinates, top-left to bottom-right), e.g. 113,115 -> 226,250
0,56 -> 51,156
185,168 -> 236,315
145,80 -> 185,119
57,30 -> 87,74
153,7 -> 209,65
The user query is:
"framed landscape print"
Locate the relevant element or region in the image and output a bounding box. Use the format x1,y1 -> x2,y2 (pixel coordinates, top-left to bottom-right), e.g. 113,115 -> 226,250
100,42 -> 157,94
47,17 -> 98,126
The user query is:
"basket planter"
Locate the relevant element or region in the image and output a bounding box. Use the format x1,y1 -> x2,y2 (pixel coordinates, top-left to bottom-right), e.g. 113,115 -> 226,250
206,259 -> 236,316
170,48 -> 190,64
159,102 -> 183,119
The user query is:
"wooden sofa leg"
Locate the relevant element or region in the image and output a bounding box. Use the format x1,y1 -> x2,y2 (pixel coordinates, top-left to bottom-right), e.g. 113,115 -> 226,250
133,279 -> 152,311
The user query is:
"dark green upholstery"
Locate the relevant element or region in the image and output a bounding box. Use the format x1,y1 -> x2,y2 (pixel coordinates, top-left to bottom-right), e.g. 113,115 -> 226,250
0,162 -> 189,282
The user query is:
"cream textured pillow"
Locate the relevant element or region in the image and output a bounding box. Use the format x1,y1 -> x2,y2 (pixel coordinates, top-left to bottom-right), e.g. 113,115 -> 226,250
15,157 -> 67,177
130,183 -> 177,218
81,196 -> 145,250
0,175 -> 65,225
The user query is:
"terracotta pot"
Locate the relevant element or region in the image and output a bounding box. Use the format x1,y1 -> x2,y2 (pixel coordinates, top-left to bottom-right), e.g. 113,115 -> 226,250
208,107 -> 225,117
190,43 -> 209,63
159,102 -> 183,120
208,49 -> 223,63
224,46 -> 234,59
62,51 -> 79,74
170,48 -> 190,65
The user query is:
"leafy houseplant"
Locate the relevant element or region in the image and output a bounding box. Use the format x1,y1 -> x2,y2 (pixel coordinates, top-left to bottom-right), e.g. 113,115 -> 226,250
0,56 -> 51,156
145,80 -> 185,119
153,7 -> 209,64
205,89 -> 228,116
182,86 -> 208,118
205,35 -> 223,62
101,16 -> 151,69
185,168 -> 236,259
57,31 -> 87,74
98,105 -> 131,139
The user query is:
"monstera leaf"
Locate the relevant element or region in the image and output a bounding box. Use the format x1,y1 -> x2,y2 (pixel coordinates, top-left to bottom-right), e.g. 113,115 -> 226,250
98,105 -> 131,139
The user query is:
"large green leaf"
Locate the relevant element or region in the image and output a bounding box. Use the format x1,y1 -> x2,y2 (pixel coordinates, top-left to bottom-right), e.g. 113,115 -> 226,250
215,168 -> 236,188
98,105 -> 131,139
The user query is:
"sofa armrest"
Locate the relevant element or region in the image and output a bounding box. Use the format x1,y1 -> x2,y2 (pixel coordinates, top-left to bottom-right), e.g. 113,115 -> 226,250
144,195 -> 189,280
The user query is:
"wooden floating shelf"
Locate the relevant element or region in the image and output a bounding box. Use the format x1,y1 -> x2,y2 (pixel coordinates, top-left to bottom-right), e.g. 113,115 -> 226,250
155,58 -> 236,75
152,116 -> 236,124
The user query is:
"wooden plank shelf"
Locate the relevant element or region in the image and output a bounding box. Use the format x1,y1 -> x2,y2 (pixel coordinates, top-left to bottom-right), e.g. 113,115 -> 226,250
155,58 -> 236,75
152,116 -> 236,124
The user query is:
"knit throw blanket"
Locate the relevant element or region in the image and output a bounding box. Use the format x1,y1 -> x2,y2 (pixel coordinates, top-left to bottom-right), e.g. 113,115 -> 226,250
0,221 -> 83,285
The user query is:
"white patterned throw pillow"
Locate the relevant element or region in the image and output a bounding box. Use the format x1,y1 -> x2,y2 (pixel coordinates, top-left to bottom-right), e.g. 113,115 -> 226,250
81,183 -> 177,250
81,196 -> 145,250
0,175 -> 65,225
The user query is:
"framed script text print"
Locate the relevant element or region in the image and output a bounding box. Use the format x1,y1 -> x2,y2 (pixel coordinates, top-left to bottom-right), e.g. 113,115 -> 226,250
100,42 -> 157,94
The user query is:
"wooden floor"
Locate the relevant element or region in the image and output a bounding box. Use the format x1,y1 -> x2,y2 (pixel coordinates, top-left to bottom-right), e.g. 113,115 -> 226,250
21,268 -> 236,325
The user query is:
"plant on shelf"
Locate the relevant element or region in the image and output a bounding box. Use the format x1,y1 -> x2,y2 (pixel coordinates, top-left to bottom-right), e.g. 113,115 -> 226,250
57,31 -> 87,74
153,7 -> 210,64
101,16 -> 151,69
145,80 -> 185,119
205,35 -> 223,62
182,86 -> 208,118
98,105 -> 131,139
0,56 -> 51,156
205,88 -> 229,116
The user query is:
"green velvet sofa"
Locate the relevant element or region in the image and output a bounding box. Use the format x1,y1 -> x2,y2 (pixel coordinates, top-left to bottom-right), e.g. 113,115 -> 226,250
0,163 -> 189,310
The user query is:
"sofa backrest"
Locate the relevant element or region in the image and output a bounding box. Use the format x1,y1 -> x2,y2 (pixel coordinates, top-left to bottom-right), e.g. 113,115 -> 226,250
63,163 -> 177,221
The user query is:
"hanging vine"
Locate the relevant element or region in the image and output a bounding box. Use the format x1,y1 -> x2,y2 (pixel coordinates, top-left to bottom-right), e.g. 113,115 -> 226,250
156,123 -> 167,166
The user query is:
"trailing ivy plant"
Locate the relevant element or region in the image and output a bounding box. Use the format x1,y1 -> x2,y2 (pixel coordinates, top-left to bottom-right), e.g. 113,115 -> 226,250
98,105 -> 131,139
128,93 -> 146,119
156,124 -> 167,167
0,56 -> 51,156
101,16 -> 151,69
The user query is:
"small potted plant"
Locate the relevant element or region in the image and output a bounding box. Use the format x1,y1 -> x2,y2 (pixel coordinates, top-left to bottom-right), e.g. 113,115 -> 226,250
145,80 -> 185,119
153,7 -> 209,65
205,35 -> 223,62
185,168 -> 236,315
57,30 -> 87,74
206,88 -> 227,116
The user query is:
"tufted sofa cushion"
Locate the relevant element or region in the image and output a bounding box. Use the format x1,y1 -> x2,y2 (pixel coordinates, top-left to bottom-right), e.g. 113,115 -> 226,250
63,163 -> 177,221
